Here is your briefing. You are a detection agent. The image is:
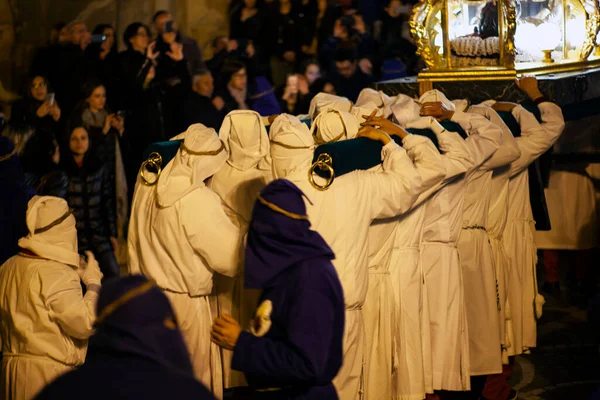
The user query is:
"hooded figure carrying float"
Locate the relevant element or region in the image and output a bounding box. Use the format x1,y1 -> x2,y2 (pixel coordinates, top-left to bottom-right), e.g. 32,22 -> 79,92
209,110 -> 273,388
127,124 -> 243,399
266,113 -> 425,399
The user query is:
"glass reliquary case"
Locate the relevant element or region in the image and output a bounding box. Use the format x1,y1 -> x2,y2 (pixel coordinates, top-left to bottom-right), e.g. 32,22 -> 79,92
410,0 -> 600,81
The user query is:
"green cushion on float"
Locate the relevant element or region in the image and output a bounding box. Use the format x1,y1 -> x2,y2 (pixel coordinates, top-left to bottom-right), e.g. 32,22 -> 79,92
142,140 -> 183,168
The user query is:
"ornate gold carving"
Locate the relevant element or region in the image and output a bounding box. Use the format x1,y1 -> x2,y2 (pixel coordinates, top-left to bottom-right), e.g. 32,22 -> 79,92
502,0 -> 517,68
410,0 -> 437,69
580,0 -> 600,60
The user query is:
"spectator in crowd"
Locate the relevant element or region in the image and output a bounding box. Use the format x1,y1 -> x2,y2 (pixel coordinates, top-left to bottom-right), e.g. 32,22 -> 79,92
301,58 -> 322,87
229,0 -> 264,50
50,22 -> 69,45
153,10 -> 205,75
321,14 -> 375,75
302,0 -> 341,61
264,0 -> 307,88
86,24 -> 119,110
215,60 -> 252,114
1,122 -> 34,157
206,36 -> 258,80
63,125 -> 120,279
37,275 -> 216,400
0,137 -> 32,266
310,76 -> 336,95
376,0 -> 419,75
278,73 -> 311,115
182,70 -> 225,131
0,196 -> 102,400
148,23 -> 192,139
330,48 -> 373,101
11,76 -> 62,140
116,23 -> 173,191
32,21 -> 93,116
70,80 -> 128,246
21,134 -> 68,197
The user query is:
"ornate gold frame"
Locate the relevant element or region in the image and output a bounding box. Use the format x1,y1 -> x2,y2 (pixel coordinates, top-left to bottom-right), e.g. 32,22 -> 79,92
410,0 -> 600,82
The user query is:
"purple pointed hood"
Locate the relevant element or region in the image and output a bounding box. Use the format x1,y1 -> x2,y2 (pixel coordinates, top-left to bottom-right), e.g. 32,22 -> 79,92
245,179 -> 335,289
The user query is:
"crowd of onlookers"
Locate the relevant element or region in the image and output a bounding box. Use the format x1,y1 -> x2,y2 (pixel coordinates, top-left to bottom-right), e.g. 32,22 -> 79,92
0,0 -> 419,278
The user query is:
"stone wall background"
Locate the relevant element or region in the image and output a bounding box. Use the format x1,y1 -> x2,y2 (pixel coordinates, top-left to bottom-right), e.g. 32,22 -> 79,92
0,0 -> 230,93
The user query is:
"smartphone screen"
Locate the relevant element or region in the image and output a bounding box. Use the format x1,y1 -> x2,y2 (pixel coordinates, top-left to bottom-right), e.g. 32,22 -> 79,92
45,93 -> 55,106
165,20 -> 174,33
90,34 -> 106,44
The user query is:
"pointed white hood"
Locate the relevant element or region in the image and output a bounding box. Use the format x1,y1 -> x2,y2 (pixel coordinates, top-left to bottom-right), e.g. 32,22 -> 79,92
355,88 -> 391,108
350,101 -> 380,124
390,94 -> 422,127
18,196 -> 79,268
219,110 -> 272,172
270,114 -> 315,179
156,124 -> 227,208
311,109 -> 360,144
419,89 -> 456,111
308,93 -> 353,120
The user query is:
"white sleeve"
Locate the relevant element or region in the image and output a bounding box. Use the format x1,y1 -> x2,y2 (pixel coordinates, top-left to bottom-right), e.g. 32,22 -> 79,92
181,189 -> 242,278
404,134 -> 446,192
43,266 -> 96,340
354,139 -> 423,221
412,129 -> 474,207
451,111 -> 502,172
509,102 -> 565,177
470,106 -> 521,170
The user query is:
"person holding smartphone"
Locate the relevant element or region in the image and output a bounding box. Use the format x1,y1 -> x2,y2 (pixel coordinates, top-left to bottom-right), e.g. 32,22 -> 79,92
278,73 -> 311,114
11,76 -> 61,141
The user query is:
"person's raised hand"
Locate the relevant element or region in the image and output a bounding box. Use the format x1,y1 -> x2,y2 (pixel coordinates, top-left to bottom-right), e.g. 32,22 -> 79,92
36,102 -> 50,118
146,41 -> 159,61
78,251 -> 103,287
359,58 -> 373,75
491,101 -> 519,113
297,74 -> 309,95
211,314 -> 242,350
166,42 -> 184,62
227,39 -> 239,53
357,125 -> 392,144
49,103 -> 61,122
103,114 -> 114,135
246,41 -> 256,58
111,114 -> 125,135
212,96 -> 225,111
515,75 -> 544,101
420,101 -> 455,121
361,112 -> 405,136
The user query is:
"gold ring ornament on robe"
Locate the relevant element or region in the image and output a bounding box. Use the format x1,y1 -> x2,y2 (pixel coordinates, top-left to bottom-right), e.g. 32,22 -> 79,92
140,152 -> 163,186
308,153 -> 335,191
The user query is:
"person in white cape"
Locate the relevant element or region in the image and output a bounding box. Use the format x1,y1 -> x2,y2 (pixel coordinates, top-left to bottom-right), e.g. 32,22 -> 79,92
362,95 -> 475,400
127,124 -> 243,400
355,88 -> 392,109
491,77 -> 565,357
471,102 -> 522,359
417,88 -> 502,394
208,110 -> 273,389
359,107 -> 450,400
0,195 -> 102,400
269,113 -> 424,400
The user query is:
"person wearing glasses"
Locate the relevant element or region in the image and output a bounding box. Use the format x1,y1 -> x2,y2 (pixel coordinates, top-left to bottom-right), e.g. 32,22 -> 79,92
11,76 -> 61,141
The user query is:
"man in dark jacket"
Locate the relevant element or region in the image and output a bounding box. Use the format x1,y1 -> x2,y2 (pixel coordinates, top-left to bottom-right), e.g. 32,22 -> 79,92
330,48 -> 374,102
211,179 -> 345,400
153,10 -> 206,75
31,21 -> 93,116
181,70 -> 225,131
